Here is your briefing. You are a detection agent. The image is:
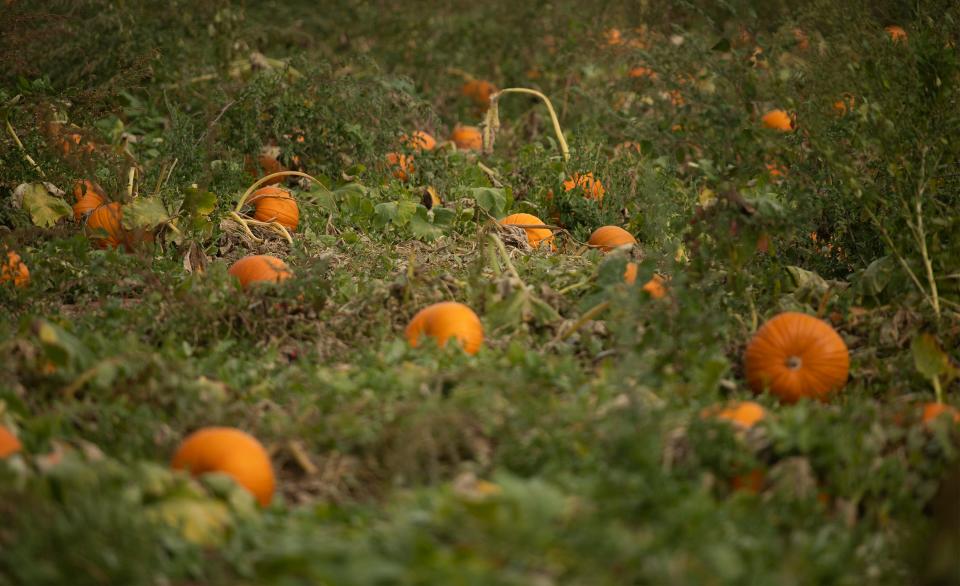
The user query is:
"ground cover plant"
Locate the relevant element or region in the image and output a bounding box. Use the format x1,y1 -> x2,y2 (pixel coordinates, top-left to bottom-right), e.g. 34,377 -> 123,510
1,0 -> 959,584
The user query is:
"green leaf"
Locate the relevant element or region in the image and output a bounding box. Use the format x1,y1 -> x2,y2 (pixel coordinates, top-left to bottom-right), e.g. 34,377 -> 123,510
409,205 -> 443,241
912,333 -> 949,381
433,207 -> 457,226
19,182 -> 72,227
123,197 -> 170,230
36,319 -> 93,370
711,38 -> 731,52
468,187 -> 507,218
181,187 -> 217,218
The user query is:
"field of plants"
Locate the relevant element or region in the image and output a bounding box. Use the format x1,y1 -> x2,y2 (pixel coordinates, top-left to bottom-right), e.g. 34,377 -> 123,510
1,1 -> 959,584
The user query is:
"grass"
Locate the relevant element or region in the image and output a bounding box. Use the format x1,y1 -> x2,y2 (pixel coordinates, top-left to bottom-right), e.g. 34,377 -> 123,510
1,0 -> 959,584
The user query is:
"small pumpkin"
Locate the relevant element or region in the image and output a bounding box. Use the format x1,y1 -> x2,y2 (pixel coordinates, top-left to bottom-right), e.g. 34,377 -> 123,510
0,425 -> 21,459
622,265 -> 667,299
500,213 -> 554,250
761,109 -> 795,132
385,152 -> 415,181
244,146 -> 286,186
402,131 -> 437,151
705,401 -> 767,429
563,172 -> 605,203
171,427 -> 275,507
885,25 -> 907,43
228,255 -> 292,289
589,226 -> 635,252
628,66 -> 657,80
248,186 -> 299,230
461,80 -> 497,106
921,403 -> 960,426
744,312 -> 849,403
1,251 -> 29,288
405,301 -> 484,355
72,180 -> 106,221
451,125 -> 483,151
86,202 -> 127,249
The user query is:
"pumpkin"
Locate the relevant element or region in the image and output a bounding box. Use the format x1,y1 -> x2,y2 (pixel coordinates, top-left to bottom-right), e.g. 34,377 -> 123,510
228,255 -> 292,289
622,266 -> 667,299
832,94 -> 856,116
603,28 -> 624,46
59,133 -> 95,157
1,251 -> 29,288
628,66 -> 657,80
589,226 -> 635,252
921,403 -> 960,425
244,146 -> 286,186
385,152 -> 415,181
885,25 -> 907,43
563,172 -> 605,203
744,312 -> 849,403
86,202 -> 127,249
0,425 -> 21,458
171,427 -> 275,507
451,125 -> 483,150
248,186 -> 299,230
461,80 -> 497,106
402,131 -> 437,151
72,180 -> 106,221
761,109 -> 794,132
405,301 -> 484,355
501,213 -> 554,250
706,401 -> 767,429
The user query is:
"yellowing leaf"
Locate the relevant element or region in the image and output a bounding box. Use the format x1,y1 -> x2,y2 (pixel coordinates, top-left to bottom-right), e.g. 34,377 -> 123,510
122,197 -> 170,230
17,182 -> 72,227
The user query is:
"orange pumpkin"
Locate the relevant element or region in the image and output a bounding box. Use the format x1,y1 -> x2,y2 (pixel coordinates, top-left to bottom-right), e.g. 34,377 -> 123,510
461,80 -> 497,106
885,25 -> 907,43
628,66 -> 657,80
385,152 -> 415,181
1,251 -> 29,288
451,125 -> 483,150
405,301 -> 484,355
624,267 -> 667,298
0,425 -> 21,459
402,131 -> 437,151
921,403 -> 960,425
228,255 -> 292,289
832,94 -> 856,116
563,172 -> 605,203
171,427 -> 275,507
744,312 -> 849,403
761,109 -> 795,132
244,147 -> 286,186
72,180 -> 106,221
248,186 -> 299,230
86,202 -> 127,249
706,401 -> 767,429
588,226 -> 635,252
501,213 -> 554,250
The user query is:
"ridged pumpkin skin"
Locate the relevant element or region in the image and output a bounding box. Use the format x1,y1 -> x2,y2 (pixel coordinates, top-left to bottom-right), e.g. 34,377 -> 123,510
72,180 -> 106,221
761,109 -> 794,132
1,251 -> 29,288
405,301 -> 484,355
86,202 -> 126,249
0,425 -> 22,458
228,255 -> 292,289
744,312 -> 849,403
171,427 -> 275,507
248,187 -> 299,230
451,125 -> 482,150
589,226 -> 636,252
501,213 -> 554,250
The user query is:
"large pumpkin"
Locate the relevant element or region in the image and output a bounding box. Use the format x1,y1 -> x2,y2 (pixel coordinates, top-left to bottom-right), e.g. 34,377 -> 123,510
501,213 -> 554,250
171,427 -> 275,507
589,226 -> 636,252
228,255 -> 292,289
451,125 -> 483,150
744,312 -> 849,403
1,251 -> 29,288
72,180 -> 106,221
86,202 -> 126,249
0,425 -> 21,458
248,186 -> 299,230
405,301 -> 484,355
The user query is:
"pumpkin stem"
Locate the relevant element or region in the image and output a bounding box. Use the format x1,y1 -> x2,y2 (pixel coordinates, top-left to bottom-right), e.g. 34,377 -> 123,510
786,355 -> 803,370
483,88 -> 570,161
